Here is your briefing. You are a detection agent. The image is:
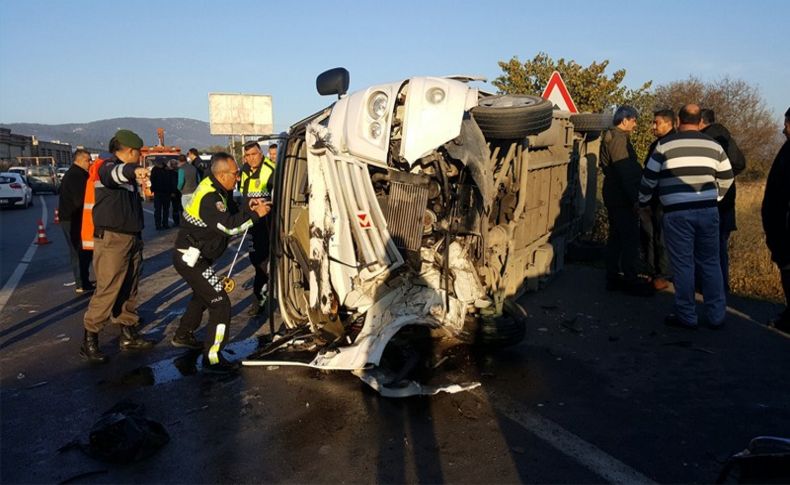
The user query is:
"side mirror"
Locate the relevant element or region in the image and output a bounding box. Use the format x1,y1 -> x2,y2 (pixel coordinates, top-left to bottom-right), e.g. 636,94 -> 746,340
316,68 -> 350,98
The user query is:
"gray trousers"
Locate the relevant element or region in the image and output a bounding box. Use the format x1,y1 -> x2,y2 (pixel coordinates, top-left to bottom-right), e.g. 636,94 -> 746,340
83,231 -> 142,333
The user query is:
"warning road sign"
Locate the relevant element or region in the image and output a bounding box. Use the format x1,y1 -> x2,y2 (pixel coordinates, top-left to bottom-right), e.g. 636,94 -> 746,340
541,71 -> 578,113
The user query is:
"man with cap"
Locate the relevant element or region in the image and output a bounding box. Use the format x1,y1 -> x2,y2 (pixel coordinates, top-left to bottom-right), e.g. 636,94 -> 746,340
600,105 -> 654,296
81,129 -> 155,363
171,152 -> 271,373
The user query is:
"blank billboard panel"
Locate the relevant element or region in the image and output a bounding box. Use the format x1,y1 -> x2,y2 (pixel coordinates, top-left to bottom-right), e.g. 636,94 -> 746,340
208,93 -> 273,135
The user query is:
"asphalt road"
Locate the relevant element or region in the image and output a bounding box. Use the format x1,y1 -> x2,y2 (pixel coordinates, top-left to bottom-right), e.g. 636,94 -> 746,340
1,200 -> 788,484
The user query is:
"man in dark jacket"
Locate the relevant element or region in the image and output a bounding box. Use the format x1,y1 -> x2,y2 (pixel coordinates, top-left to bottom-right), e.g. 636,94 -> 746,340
150,159 -> 171,230
167,158 -> 181,227
641,109 -> 676,290
762,107 -> 790,333
700,109 -> 747,294
58,149 -> 93,293
81,129 -> 154,363
600,105 -> 653,296
171,153 -> 271,373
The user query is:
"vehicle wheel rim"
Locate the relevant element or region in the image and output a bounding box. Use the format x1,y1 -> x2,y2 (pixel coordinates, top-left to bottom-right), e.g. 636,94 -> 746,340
479,95 -> 541,109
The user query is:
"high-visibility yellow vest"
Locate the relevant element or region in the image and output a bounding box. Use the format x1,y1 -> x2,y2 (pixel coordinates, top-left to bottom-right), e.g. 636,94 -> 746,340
183,177 -> 226,227
240,158 -> 275,198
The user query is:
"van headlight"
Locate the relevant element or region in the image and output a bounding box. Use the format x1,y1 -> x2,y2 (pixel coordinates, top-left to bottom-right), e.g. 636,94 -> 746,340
369,122 -> 382,139
368,91 -> 388,120
426,87 -> 445,104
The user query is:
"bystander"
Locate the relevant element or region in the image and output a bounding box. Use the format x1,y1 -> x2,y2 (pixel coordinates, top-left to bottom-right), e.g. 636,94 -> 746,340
600,105 -> 653,296
150,159 -> 171,230
58,149 -> 93,293
700,109 -> 746,294
761,107 -> 790,334
639,104 -> 733,329
641,109 -> 676,290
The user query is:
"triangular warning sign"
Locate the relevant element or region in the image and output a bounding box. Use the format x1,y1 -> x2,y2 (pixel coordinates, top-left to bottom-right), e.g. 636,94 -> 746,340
541,71 -> 578,113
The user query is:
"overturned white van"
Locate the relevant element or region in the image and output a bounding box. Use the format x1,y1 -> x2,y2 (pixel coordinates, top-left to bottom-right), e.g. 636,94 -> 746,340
248,68 -> 610,395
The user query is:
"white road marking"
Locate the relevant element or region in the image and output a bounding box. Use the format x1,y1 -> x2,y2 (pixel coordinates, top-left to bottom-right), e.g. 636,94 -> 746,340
143,208 -> 154,215
497,399 -> 655,484
0,196 -> 48,316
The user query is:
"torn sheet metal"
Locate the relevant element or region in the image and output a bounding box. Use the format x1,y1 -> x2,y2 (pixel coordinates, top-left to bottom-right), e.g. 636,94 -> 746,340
241,359 -> 481,397
353,368 -> 481,397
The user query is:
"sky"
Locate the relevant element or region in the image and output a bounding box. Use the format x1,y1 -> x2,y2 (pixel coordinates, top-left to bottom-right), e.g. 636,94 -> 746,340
1,0 -> 788,132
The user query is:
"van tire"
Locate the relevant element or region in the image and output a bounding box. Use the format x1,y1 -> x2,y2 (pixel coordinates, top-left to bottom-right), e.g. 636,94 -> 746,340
476,300 -> 527,347
472,95 -> 553,140
569,113 -> 613,133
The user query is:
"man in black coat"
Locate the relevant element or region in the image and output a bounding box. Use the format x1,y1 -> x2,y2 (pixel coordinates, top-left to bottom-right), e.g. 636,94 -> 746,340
150,159 -> 171,230
58,149 -> 93,293
700,109 -> 747,294
600,105 -> 653,296
762,107 -> 790,333
167,158 -> 181,227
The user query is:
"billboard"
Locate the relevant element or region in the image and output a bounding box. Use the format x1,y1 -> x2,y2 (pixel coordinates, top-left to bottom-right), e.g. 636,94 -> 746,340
208,93 -> 273,136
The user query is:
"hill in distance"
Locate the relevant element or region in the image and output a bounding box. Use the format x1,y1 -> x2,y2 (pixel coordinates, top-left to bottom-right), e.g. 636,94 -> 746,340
0,117 -> 228,151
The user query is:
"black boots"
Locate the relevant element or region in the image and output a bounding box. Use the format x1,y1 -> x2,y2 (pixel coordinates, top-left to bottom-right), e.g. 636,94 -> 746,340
80,330 -> 108,363
119,325 -> 155,351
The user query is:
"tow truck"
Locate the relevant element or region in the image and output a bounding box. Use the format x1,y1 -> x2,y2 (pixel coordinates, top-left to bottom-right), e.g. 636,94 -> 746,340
139,128 -> 181,200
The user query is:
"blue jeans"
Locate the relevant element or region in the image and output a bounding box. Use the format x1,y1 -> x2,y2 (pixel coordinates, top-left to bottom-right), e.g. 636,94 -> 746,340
663,207 -> 726,326
719,229 -> 731,294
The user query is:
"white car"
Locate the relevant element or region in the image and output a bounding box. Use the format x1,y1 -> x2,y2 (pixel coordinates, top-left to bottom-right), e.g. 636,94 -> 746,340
0,172 -> 34,208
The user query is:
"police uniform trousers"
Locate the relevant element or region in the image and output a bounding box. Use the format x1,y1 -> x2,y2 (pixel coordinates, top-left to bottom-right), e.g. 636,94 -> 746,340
249,215 -> 271,302
172,251 -> 231,363
83,230 -> 142,332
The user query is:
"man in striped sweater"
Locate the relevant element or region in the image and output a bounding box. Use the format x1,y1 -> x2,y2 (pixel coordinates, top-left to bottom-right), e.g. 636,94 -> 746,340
638,104 -> 734,329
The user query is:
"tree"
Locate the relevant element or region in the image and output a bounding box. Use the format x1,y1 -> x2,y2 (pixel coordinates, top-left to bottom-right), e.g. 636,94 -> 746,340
653,77 -> 780,179
494,53 -> 655,159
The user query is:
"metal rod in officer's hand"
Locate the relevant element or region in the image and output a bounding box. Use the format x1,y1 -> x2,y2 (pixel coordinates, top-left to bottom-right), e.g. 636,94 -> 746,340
226,227 -> 249,280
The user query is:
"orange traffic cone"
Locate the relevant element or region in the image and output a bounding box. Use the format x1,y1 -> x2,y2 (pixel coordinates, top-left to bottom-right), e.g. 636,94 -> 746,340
35,219 -> 51,245
54,208 -> 60,224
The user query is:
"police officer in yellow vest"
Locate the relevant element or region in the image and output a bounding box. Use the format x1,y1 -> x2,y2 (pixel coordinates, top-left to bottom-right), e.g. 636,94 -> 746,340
171,152 -> 271,373
240,141 -> 276,316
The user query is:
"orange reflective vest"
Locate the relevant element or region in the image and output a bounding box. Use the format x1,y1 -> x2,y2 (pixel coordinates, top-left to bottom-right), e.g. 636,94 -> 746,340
80,158 -> 106,250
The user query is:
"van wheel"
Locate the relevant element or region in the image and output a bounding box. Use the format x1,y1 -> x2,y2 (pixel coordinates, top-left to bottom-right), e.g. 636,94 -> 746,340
569,113 -> 613,133
475,300 -> 527,347
472,95 -> 553,140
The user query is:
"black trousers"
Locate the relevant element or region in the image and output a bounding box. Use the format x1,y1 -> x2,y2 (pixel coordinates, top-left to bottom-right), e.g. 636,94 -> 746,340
153,192 -> 171,229
605,205 -> 643,280
249,218 -> 271,302
60,220 -> 92,287
172,252 -> 231,363
780,267 -> 790,323
170,193 -> 182,226
639,203 -> 670,277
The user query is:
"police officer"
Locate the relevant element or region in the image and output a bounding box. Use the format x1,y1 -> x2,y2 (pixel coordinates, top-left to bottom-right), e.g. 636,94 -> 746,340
171,152 -> 271,373
240,141 -> 276,316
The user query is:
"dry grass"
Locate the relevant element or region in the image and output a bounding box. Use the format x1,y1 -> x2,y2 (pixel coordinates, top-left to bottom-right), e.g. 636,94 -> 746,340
729,181 -> 783,302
